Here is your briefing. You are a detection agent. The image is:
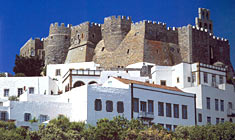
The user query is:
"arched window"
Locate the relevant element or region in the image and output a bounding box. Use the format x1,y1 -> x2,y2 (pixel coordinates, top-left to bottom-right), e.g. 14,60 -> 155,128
73,81 -> 85,88
106,100 -> 113,112
88,81 -> 97,85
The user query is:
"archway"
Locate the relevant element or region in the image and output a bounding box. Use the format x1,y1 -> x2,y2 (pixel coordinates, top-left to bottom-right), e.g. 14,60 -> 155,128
88,81 -> 98,85
73,81 -> 85,88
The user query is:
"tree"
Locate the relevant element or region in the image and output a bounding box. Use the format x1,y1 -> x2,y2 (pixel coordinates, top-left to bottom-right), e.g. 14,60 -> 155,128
0,73 -> 6,77
13,55 -> 44,76
8,96 -> 19,101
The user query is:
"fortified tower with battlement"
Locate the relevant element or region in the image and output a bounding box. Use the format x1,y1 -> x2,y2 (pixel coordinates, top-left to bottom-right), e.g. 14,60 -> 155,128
102,16 -> 132,51
65,22 -> 102,63
44,23 -> 71,64
19,8 -> 234,77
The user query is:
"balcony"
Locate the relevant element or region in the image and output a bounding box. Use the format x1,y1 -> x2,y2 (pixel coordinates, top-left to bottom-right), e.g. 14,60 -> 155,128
138,111 -> 154,120
227,108 -> 235,117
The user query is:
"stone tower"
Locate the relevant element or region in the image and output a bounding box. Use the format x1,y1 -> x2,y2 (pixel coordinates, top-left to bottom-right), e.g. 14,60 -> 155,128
44,23 -> 71,64
65,22 -> 102,63
102,16 -> 132,51
195,8 -> 213,33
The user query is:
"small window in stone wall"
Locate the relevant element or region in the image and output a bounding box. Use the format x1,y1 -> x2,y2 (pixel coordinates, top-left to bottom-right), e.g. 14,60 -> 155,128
199,22 -> 202,28
127,49 -> 130,54
65,35 -> 68,40
81,33 -> 84,39
51,36 -> 53,39
92,34 -> 95,38
209,24 -> 212,31
101,47 -> 105,51
204,23 -> 207,29
177,48 -> 180,53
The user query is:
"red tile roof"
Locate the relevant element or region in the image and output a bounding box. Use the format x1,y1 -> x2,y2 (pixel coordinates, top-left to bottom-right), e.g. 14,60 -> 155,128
114,77 -> 182,92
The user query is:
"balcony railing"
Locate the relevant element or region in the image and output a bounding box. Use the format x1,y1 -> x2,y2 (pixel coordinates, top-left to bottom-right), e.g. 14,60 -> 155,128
71,70 -> 101,76
138,111 -> 154,119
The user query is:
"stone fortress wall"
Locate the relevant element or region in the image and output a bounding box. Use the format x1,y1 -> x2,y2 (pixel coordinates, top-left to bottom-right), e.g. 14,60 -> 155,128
19,8 -> 234,75
20,38 -> 44,59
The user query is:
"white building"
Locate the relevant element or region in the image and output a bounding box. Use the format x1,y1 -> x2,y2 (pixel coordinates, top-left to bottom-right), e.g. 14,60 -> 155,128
0,77 -> 195,131
152,62 -> 235,125
0,76 -> 59,100
0,61 -> 234,130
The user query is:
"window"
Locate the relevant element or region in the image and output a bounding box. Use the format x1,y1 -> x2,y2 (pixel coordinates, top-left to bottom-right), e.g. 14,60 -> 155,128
177,77 -> 180,83
206,97 -> 210,109
0,112 -> 7,121
182,105 -> 188,119
166,124 -> 172,131
117,101 -> 124,113
219,76 -> 224,84
106,100 -> 113,112
198,113 -> 202,122
216,118 -> 220,124
29,87 -> 34,94
39,115 -> 48,123
204,23 -> 207,29
127,49 -> 130,54
140,101 -> 147,112
204,73 -> 208,83
209,24 -> 212,31
158,123 -> 164,127
95,99 -> 102,111
187,77 -> 191,82
173,125 -> 178,131
30,49 -> 35,56
215,99 -> 219,111
173,104 -> 179,118
160,80 -> 166,86
18,88 -> 23,97
24,113 -> 31,121
221,118 -> 224,123
192,73 -> 196,83
220,100 -> 224,112
55,69 -> 61,76
4,89 -> 9,97
228,102 -> 232,109
158,102 -> 164,116
101,47 -> 105,51
148,100 -> 154,113
212,74 -> 216,87
133,98 -> 139,112
166,103 -> 172,117
210,46 -> 214,59
207,116 -> 211,124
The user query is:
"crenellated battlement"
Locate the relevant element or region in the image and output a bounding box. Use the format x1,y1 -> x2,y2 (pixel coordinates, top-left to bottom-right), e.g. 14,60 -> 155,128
49,22 -> 71,35
104,15 -> 131,22
191,25 -> 228,42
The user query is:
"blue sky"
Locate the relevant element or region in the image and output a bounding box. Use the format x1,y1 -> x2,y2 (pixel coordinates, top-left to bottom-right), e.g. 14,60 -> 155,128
0,0 -> 234,73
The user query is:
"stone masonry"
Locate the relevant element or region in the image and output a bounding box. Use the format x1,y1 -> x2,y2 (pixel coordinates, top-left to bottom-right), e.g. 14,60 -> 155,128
19,8 -> 234,75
